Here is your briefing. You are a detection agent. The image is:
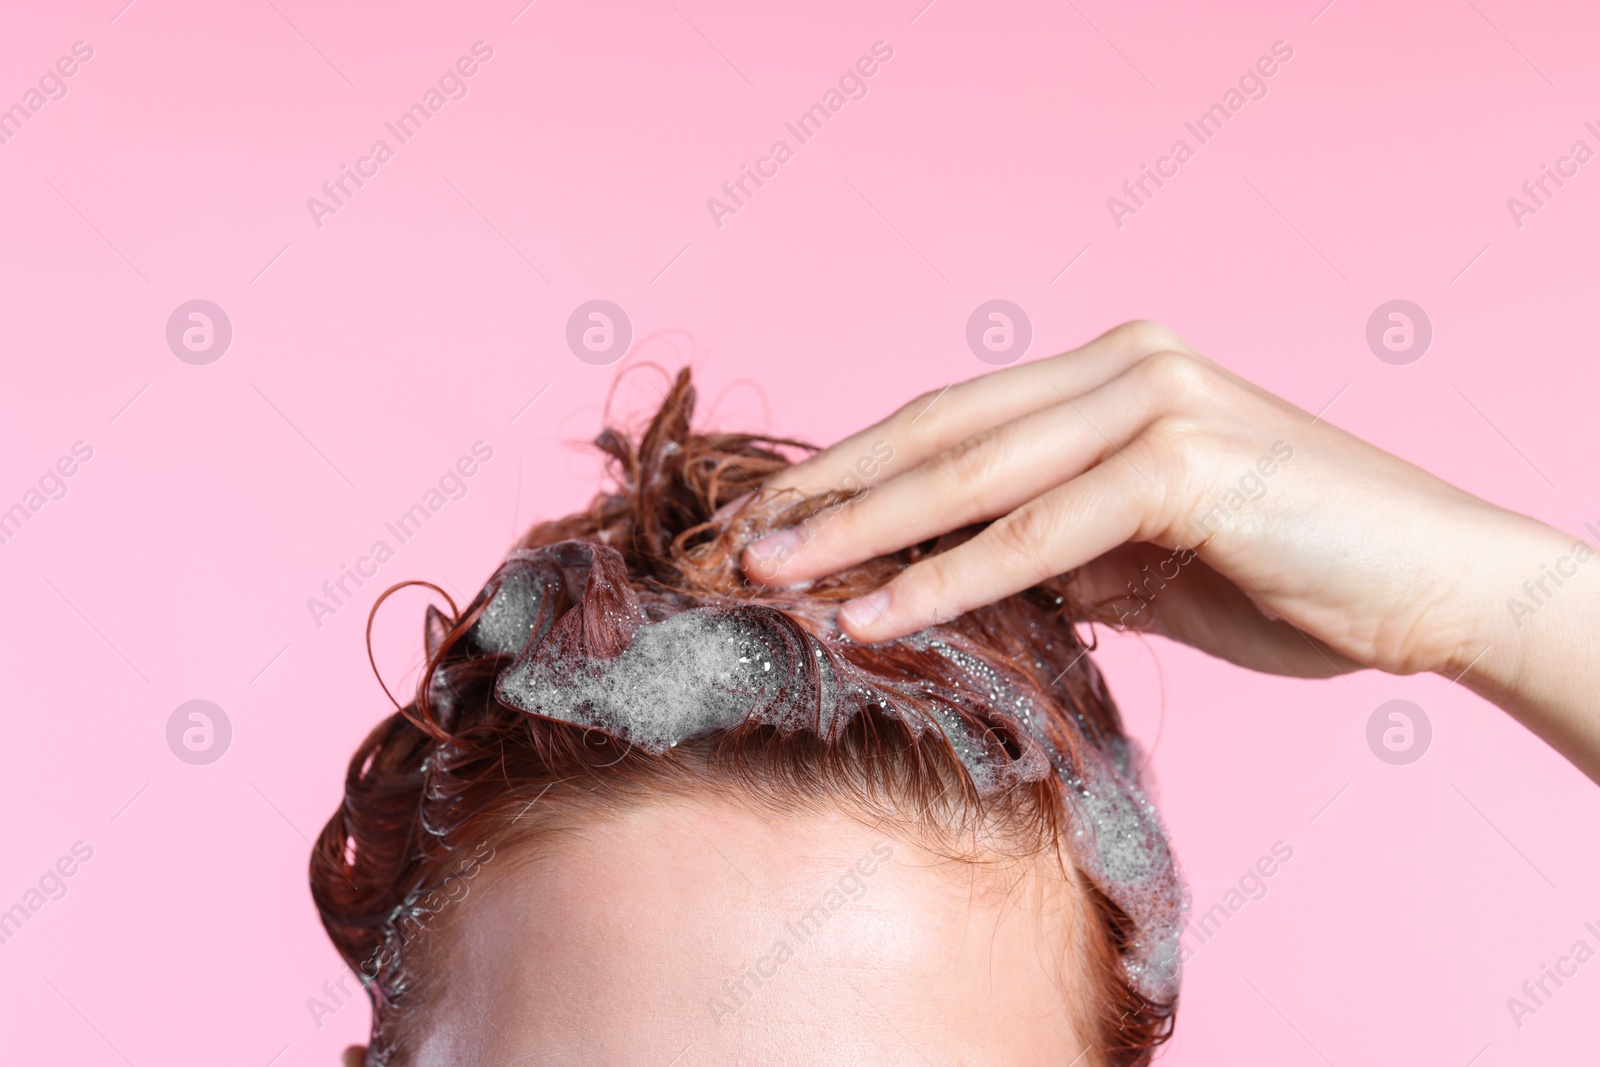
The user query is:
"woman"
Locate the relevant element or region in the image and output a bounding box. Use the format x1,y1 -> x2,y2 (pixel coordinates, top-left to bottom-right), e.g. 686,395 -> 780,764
313,322 -> 1598,1066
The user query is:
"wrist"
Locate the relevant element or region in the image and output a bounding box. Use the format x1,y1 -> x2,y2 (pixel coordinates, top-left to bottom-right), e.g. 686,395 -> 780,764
1438,515 -> 1600,780
1443,517 -> 1584,677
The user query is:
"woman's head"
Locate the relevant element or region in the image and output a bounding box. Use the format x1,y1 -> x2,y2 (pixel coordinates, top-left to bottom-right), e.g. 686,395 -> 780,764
312,368 -> 1185,1065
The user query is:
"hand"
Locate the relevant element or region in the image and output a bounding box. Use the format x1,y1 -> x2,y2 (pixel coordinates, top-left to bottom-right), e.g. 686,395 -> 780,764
740,322 -> 1600,780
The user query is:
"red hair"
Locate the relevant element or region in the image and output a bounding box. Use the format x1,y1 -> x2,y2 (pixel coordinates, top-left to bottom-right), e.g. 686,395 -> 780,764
311,367 -> 1182,1064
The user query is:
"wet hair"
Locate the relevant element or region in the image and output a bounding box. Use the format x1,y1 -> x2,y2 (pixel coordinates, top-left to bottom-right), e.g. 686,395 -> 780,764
311,367 -> 1185,1065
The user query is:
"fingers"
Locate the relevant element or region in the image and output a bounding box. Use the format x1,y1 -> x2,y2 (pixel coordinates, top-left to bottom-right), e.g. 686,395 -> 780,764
837,459 -> 1155,642
745,361 -> 1165,586
1069,548 -> 1361,678
756,321 -> 1187,501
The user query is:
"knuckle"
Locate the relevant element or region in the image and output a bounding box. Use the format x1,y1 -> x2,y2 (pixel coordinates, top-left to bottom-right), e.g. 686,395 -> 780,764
1142,414 -> 1208,454
928,429 -> 999,494
987,505 -> 1053,573
1134,418 -> 1204,491
1115,319 -> 1185,355
1134,348 -> 1212,398
1129,418 -> 1213,538
895,387 -> 945,426
903,558 -> 956,623
891,386 -> 954,445
920,558 -> 955,605
817,498 -> 874,557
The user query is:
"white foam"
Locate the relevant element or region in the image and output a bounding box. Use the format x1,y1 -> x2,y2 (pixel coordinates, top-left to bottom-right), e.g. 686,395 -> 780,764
467,566 -> 548,656
498,609 -> 778,752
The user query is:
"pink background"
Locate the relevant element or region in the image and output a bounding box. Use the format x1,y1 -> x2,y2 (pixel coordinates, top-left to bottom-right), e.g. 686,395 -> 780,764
2,0 -> 1597,1063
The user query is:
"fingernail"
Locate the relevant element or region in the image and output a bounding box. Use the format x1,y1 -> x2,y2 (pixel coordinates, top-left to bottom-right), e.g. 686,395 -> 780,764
840,588 -> 892,634
746,528 -> 803,574
748,528 -> 802,561
712,490 -> 754,520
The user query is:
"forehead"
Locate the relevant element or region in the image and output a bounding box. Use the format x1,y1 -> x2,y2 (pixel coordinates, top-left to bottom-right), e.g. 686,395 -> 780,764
406,797 -> 1087,1067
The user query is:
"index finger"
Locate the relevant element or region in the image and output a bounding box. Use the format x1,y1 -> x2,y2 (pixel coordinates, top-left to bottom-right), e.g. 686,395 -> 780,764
836,458 -> 1154,643
753,321 -> 1187,502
